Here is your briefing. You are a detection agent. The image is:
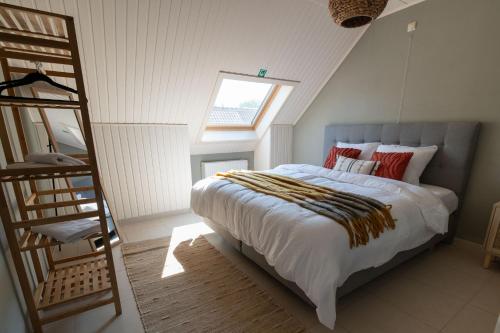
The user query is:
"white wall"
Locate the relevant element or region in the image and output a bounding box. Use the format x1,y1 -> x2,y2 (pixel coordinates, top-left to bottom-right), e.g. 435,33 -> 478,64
92,124 -> 192,220
254,128 -> 271,171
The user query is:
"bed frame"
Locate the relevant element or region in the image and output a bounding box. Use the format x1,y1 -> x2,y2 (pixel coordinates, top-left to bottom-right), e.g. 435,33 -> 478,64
205,122 -> 480,305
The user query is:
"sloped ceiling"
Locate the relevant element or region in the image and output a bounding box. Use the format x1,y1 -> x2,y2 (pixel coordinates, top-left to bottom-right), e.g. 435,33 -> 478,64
1,0 -> 424,151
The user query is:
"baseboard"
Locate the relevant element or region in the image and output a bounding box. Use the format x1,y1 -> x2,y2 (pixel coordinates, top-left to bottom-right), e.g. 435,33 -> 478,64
117,208 -> 192,225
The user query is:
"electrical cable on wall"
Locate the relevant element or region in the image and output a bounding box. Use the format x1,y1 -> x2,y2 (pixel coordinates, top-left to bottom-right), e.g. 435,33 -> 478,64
397,22 -> 417,123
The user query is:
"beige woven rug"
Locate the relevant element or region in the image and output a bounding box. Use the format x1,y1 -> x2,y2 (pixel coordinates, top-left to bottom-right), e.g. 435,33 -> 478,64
122,235 -> 306,333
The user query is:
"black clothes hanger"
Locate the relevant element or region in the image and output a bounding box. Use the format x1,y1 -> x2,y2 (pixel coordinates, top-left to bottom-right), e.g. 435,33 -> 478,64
0,65 -> 77,96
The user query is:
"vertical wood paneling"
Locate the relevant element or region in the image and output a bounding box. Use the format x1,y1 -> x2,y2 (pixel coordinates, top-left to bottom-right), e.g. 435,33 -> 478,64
132,0 -> 149,123
110,125 -> 131,217
92,124 -> 192,220
254,124 -> 293,170
115,0 -> 127,123
0,0 -> 419,143
141,0 -> 161,123
135,126 -> 152,213
89,0 -> 110,123
102,0 -> 117,123
125,0 -> 138,123
270,125 -> 293,168
91,126 -> 118,217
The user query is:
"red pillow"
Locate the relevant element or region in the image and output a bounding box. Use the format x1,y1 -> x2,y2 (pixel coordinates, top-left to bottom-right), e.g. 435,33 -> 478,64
323,147 -> 362,169
371,152 -> 414,180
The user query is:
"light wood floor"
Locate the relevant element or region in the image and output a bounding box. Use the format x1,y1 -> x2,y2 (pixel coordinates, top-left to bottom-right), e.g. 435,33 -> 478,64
45,212 -> 500,333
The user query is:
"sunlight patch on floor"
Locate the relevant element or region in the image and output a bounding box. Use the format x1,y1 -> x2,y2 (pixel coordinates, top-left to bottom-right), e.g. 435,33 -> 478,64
161,222 -> 214,278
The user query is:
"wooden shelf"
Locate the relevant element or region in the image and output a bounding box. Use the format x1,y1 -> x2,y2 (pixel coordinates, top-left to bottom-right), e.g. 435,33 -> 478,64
18,227 -> 103,252
0,96 -> 81,109
34,257 -> 111,310
34,185 -> 95,197
0,3 -> 122,331
0,163 -> 92,182
25,197 -> 96,211
14,211 -> 100,229
18,230 -> 61,252
0,32 -> 71,50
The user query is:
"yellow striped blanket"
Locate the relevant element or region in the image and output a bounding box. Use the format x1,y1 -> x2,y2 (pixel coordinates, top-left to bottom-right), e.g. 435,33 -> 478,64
216,170 -> 395,248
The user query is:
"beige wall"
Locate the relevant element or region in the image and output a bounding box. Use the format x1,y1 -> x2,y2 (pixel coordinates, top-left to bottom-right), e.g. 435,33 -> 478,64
293,0 -> 500,243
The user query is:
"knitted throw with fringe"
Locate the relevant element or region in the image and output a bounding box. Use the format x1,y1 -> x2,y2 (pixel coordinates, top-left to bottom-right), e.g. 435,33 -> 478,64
216,170 -> 395,248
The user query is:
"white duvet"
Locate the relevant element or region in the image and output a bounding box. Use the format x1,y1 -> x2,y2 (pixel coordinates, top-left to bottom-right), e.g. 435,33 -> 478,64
191,164 -> 450,329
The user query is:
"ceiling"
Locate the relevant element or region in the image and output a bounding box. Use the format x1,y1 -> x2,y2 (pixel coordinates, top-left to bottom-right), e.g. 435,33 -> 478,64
1,0 -> 425,151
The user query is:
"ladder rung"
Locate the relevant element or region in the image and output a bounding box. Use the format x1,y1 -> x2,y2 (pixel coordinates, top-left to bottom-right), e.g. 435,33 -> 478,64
0,32 -> 71,50
0,26 -> 68,41
7,66 -> 75,78
0,2 -> 69,20
67,153 -> 88,159
25,198 -> 96,211
0,172 -> 92,183
2,164 -> 90,175
36,186 -> 94,196
0,96 -> 80,109
14,211 -> 100,229
0,48 -> 73,65
1,47 -> 70,58
39,294 -> 114,322
53,249 -> 106,265
0,164 -> 91,181
1,172 -> 93,182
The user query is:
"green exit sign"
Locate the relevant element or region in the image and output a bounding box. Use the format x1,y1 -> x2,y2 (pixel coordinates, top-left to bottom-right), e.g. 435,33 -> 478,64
258,69 -> 267,77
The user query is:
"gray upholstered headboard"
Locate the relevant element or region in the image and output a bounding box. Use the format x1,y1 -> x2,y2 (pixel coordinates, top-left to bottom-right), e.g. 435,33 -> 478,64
323,122 -> 480,201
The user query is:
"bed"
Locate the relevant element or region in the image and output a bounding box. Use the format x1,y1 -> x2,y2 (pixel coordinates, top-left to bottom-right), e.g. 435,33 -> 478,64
191,122 -> 480,329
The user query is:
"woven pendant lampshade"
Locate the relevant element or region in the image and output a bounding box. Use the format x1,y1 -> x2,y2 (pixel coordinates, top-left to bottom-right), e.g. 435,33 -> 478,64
329,0 -> 389,28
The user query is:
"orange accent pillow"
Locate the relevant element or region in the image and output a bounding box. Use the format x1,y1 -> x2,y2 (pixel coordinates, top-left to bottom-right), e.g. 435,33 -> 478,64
323,147 -> 362,169
371,152 -> 414,180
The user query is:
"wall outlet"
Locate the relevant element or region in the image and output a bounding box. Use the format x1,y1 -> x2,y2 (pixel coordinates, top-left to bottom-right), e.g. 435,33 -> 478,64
407,21 -> 417,32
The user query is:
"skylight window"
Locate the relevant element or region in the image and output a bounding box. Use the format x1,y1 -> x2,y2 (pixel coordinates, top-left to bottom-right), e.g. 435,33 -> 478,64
199,72 -> 298,144
207,79 -> 276,128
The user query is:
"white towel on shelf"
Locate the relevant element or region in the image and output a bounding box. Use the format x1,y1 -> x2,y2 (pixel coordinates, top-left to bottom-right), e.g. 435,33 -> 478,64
32,218 -> 101,243
25,153 -> 86,166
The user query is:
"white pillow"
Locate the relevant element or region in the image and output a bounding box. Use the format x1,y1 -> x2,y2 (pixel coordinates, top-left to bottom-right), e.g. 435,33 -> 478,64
333,156 -> 380,175
376,144 -> 438,185
336,142 -> 381,160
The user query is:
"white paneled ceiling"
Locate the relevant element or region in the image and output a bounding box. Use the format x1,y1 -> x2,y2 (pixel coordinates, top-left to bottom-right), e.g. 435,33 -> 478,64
380,0 -> 426,17
1,0 -> 424,148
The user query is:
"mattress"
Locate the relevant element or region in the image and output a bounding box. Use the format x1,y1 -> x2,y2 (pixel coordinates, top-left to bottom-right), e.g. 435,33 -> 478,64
191,164 -> 450,329
420,184 -> 459,213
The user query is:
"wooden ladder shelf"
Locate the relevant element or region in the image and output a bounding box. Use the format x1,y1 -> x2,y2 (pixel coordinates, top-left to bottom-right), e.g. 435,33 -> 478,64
0,4 -> 121,333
